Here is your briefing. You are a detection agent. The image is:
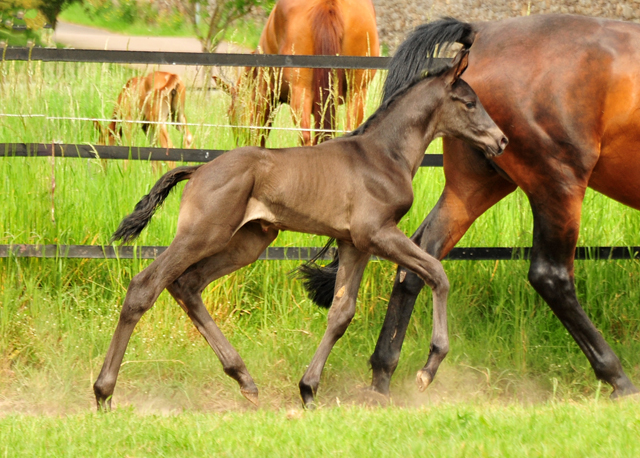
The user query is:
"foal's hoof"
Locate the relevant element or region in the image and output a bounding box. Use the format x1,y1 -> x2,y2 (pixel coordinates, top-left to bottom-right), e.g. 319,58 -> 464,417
303,400 -> 317,411
299,381 -> 316,410
241,388 -> 260,407
94,393 -> 113,412
416,370 -> 432,392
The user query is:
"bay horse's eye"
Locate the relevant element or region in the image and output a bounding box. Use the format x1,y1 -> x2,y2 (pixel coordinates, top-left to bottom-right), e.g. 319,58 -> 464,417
465,101 -> 476,109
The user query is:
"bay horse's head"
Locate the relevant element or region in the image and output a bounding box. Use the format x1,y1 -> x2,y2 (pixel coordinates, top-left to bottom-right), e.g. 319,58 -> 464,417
435,49 -> 508,158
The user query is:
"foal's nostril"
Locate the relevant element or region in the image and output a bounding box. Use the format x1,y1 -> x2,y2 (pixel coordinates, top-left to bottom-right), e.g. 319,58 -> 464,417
499,136 -> 509,151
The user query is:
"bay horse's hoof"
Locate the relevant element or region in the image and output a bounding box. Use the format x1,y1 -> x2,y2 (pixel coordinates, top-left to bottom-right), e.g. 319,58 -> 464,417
241,388 -> 260,407
357,387 -> 390,407
416,370 -> 432,392
610,382 -> 640,400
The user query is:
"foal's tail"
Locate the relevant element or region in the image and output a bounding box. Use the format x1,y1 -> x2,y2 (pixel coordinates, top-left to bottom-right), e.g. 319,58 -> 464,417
111,165 -> 202,243
382,18 -> 475,102
311,0 -> 344,143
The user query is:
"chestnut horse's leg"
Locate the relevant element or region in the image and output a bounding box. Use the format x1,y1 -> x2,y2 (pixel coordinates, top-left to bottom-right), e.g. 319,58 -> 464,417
299,240 -> 370,408
369,140 -> 516,395
289,78 -> 314,146
344,69 -> 373,131
167,222 -> 279,406
526,188 -> 639,398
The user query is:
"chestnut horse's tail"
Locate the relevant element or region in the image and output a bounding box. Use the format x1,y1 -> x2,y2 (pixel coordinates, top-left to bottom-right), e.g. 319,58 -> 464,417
300,18 -> 476,308
111,165 -> 202,243
311,0 -> 344,143
383,18 -> 476,102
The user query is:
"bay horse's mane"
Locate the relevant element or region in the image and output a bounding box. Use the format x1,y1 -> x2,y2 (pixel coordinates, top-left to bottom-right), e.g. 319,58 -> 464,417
347,63 -> 451,138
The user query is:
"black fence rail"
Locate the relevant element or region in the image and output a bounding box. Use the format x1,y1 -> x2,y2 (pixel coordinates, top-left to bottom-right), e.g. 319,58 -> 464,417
1,143 -> 445,166
1,245 -> 639,261
3,47 -> 394,69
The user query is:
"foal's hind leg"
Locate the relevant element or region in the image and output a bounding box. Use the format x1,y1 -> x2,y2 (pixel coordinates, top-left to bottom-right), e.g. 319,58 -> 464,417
166,222 -> 278,406
93,226 -> 240,410
299,241 -> 370,408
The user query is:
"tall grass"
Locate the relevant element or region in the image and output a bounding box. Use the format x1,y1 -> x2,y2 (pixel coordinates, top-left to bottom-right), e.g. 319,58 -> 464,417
1,60 -> 639,413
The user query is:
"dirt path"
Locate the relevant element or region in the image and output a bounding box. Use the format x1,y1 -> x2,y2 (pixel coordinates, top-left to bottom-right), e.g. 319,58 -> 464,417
52,20 -> 250,85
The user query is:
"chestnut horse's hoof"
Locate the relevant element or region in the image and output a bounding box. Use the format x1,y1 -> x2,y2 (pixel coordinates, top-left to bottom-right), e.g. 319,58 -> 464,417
416,370 -> 433,392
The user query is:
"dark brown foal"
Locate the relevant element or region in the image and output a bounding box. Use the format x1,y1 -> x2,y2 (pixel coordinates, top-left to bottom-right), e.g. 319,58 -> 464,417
93,50 -> 507,410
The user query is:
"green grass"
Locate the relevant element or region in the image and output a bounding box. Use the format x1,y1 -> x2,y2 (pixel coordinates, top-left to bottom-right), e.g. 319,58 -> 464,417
2,401 -> 640,457
0,60 -> 640,418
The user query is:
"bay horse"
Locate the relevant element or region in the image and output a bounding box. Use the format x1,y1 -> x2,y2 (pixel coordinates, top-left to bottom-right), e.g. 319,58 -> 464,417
214,0 -> 379,147
92,50 -> 507,410
302,14 -> 640,399
93,71 -> 194,150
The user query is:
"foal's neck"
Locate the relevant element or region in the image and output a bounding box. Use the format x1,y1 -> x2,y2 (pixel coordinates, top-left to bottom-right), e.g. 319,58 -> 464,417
364,81 -> 441,175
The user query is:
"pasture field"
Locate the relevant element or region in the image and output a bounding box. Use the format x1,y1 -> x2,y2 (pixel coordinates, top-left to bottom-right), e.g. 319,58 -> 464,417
2,400 -> 640,457
0,59 -> 639,453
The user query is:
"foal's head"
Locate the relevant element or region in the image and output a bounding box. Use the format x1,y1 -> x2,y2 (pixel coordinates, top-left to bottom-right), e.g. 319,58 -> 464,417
434,50 -> 508,157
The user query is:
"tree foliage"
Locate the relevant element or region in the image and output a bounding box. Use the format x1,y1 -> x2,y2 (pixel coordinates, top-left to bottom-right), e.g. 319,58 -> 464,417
0,0 -> 80,30
172,0 -> 267,52
37,0 -> 82,29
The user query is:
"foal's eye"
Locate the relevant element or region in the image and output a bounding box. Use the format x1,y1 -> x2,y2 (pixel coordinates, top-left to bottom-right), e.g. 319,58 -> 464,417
465,101 -> 476,109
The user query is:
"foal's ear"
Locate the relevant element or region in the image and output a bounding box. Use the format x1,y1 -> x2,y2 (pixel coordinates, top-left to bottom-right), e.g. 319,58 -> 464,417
446,49 -> 470,86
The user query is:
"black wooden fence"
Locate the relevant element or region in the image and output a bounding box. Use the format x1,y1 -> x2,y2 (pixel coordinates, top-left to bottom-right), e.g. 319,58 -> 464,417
1,48 -> 638,261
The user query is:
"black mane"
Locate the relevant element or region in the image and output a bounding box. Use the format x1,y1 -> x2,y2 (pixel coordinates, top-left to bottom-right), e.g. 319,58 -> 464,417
346,63 -> 451,138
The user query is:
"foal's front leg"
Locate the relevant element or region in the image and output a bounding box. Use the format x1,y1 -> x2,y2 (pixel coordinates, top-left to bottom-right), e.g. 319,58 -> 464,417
299,241 -> 370,408
364,224 -> 451,392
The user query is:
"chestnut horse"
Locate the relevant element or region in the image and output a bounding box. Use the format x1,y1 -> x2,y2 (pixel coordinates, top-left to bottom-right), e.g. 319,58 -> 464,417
215,0 -> 379,146
92,51 -> 507,410
302,14 -> 640,399
94,71 -> 194,149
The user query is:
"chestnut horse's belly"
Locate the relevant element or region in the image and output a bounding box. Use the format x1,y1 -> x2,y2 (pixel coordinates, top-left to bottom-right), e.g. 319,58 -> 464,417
589,147 -> 640,210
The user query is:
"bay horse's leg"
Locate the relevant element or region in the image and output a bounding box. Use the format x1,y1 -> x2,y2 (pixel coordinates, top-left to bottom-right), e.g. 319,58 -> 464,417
93,224 -> 240,411
527,190 -> 639,398
370,141 -> 516,395
166,222 -> 278,406
299,241 -> 370,408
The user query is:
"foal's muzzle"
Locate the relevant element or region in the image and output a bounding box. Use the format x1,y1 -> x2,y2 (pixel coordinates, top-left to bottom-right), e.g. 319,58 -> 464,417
496,135 -> 508,155
484,133 -> 508,158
